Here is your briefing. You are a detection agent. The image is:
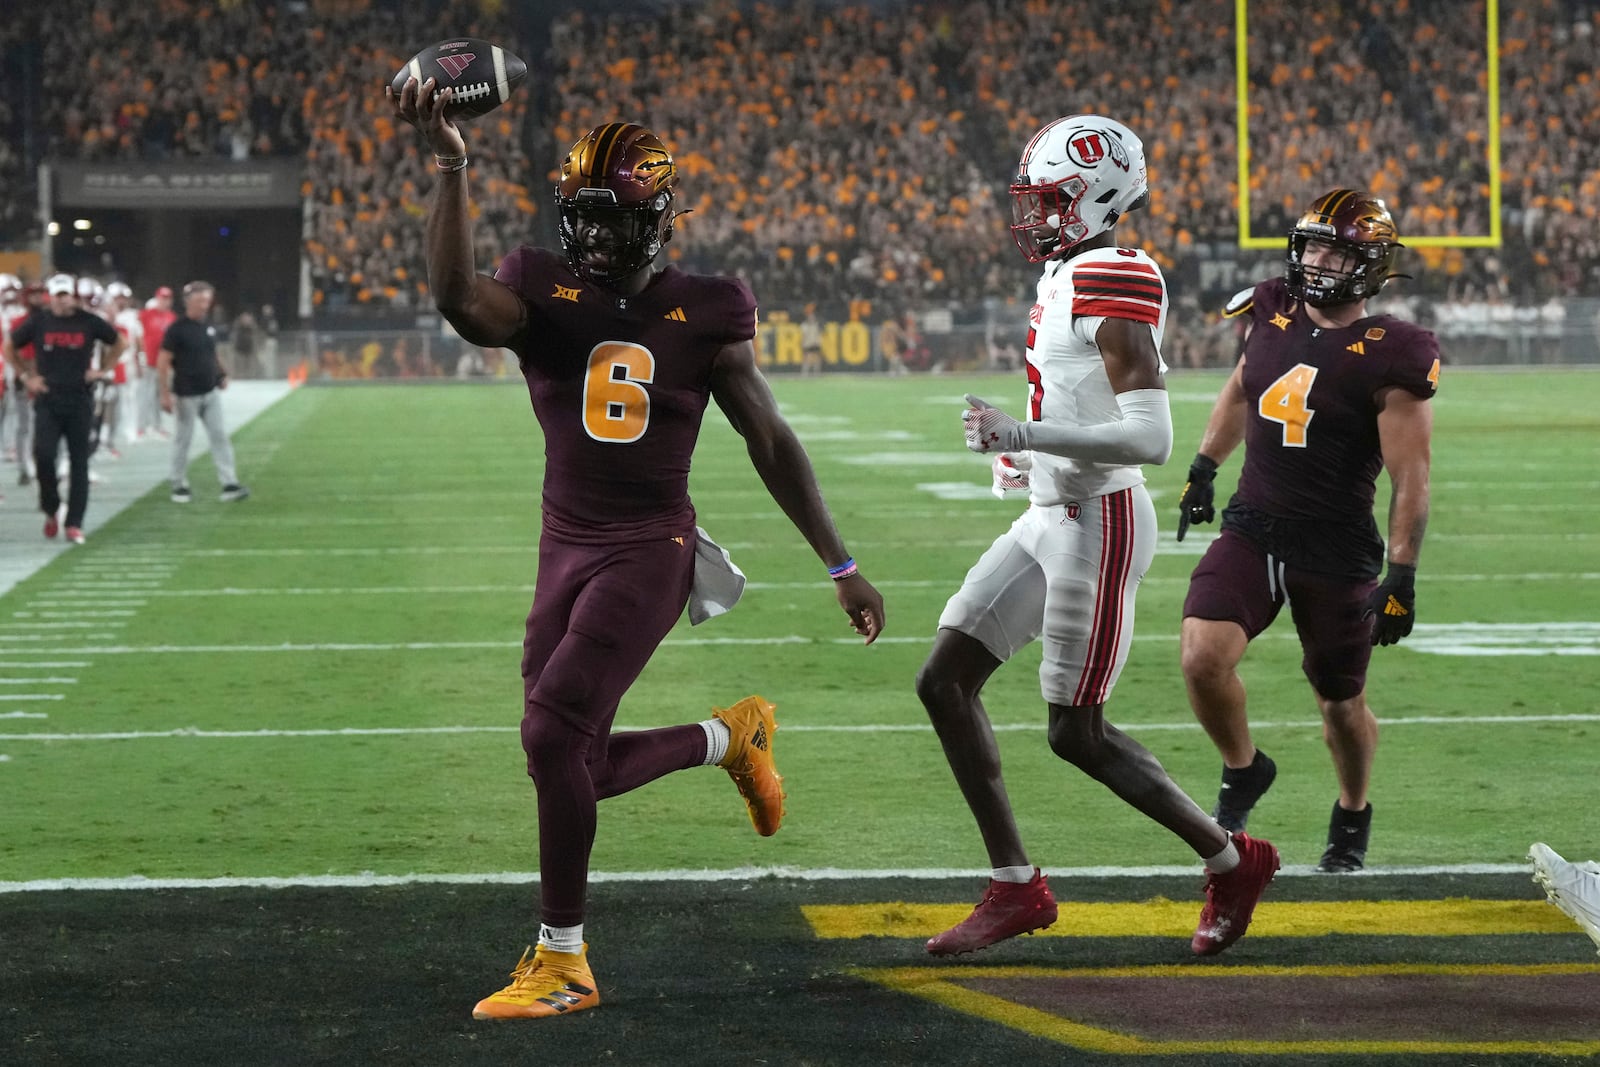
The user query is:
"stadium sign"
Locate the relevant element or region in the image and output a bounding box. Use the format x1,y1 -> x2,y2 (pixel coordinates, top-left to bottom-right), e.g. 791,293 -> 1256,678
53,161 -> 303,208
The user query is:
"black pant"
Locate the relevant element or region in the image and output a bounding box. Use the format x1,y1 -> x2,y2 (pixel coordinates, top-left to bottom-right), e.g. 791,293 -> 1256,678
34,391 -> 95,527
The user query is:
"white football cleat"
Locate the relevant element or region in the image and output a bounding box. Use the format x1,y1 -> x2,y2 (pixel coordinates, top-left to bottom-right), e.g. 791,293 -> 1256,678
1530,842 -> 1600,955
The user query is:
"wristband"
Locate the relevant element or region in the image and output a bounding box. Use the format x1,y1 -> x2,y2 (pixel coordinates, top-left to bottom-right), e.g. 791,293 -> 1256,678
827,557 -> 858,581
435,154 -> 468,173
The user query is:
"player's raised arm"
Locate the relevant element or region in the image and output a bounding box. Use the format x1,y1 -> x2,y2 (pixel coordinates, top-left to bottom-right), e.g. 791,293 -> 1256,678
710,339 -> 885,643
388,76 -> 525,348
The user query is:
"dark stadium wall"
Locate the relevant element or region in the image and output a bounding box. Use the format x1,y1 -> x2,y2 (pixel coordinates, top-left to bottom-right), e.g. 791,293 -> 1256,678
52,208 -> 299,324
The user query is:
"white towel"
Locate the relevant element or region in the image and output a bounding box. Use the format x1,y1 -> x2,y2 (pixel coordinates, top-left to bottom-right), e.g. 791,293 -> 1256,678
688,526 -> 747,625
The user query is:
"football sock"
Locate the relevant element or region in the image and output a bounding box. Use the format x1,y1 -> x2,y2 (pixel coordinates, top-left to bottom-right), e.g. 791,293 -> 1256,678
992,865 -> 1036,884
1221,749 -> 1273,797
538,922 -> 584,955
1203,837 -> 1241,873
699,717 -> 731,766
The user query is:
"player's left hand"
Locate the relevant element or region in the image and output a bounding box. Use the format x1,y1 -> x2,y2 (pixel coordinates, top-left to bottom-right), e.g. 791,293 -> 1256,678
963,394 -> 1025,453
834,573 -> 886,645
1365,563 -> 1416,646
990,451 -> 1031,499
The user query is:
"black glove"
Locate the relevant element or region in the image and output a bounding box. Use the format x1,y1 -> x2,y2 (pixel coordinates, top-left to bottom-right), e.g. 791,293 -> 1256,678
1366,563 -> 1416,646
1176,455 -> 1218,541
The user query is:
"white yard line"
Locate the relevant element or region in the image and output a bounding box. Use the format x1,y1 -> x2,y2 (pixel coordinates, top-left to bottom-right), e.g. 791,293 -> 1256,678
0,861 -> 1536,895
0,661 -> 90,668
10,620 -> 1600,658
3,712 -> 1595,744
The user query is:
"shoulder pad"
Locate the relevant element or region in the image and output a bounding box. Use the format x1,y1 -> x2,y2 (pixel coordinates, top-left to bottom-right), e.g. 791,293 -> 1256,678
1222,286 -> 1256,318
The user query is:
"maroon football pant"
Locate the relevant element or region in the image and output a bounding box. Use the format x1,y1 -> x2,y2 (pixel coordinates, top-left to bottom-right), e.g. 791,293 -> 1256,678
520,529 -> 705,927
1183,528 -> 1378,701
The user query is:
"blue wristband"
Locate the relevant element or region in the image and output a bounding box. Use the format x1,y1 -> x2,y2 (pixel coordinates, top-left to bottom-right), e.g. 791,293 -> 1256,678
828,557 -> 857,581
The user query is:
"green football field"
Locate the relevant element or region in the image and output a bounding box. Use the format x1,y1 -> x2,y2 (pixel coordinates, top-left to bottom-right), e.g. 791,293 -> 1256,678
3,368 -> 1597,880
4,369 -> 1599,1065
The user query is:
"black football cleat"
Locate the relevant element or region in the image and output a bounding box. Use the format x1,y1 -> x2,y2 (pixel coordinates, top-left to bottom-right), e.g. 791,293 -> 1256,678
1317,801 -> 1373,872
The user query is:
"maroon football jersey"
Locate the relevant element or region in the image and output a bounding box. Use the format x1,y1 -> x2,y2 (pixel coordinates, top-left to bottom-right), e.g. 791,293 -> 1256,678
1224,277 -> 1440,573
495,246 -> 757,538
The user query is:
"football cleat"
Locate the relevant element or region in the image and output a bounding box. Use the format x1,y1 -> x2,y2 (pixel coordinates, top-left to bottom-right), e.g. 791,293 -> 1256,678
926,869 -> 1058,956
171,485 -> 192,504
1192,832 -> 1280,956
714,695 -> 785,836
43,514 -> 59,539
219,484 -> 250,503
65,526 -> 85,545
1531,843 -> 1600,955
472,944 -> 599,1020
1212,750 -> 1277,834
1316,801 -> 1372,873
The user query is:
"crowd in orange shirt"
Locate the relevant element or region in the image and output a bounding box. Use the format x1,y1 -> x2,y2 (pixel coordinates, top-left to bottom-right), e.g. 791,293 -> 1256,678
5,0 -> 1597,364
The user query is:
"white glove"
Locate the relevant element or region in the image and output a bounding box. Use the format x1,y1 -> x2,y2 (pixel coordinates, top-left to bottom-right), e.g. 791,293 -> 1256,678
990,452 -> 1031,499
962,394 -> 1025,453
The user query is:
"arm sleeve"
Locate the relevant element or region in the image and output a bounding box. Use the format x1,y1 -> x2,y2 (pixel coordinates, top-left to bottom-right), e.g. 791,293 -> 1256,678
1016,388 -> 1174,465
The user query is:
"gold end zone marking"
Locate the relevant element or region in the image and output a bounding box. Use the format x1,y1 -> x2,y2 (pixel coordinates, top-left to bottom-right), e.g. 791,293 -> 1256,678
848,962 -> 1600,1057
803,899 -> 1577,939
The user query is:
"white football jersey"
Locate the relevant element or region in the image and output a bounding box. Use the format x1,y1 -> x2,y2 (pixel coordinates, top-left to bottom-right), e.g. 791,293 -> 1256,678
115,307 -> 143,365
1021,247 -> 1169,505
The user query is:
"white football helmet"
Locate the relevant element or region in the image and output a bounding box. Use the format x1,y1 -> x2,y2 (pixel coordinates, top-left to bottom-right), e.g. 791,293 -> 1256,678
76,276 -> 104,308
0,273 -> 20,301
1009,114 -> 1150,262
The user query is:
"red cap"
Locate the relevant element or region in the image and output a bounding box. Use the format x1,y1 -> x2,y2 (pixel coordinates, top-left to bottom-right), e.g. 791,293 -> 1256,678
155,285 -> 174,298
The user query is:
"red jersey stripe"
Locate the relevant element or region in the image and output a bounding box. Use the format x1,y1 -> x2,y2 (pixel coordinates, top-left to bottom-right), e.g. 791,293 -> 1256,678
1077,278 -> 1165,299
1072,489 -> 1135,705
1077,269 -> 1163,289
1072,297 -> 1161,326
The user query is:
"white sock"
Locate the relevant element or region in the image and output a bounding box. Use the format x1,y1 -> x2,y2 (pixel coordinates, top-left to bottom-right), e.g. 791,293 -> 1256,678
700,718 -> 731,766
992,864 -> 1036,884
1204,837 -> 1240,873
538,922 -> 584,954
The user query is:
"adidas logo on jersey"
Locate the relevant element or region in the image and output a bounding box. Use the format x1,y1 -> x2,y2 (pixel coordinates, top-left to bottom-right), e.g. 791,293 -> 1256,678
1346,341 -> 1366,355
664,307 -> 687,322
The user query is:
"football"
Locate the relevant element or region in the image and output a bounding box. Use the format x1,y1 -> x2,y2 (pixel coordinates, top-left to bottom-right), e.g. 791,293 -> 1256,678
390,38 -> 528,120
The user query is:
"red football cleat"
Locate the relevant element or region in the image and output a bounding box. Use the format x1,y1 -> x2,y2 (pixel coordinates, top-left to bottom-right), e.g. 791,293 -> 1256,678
43,514 -> 59,539
1192,832 -> 1280,956
927,869 -> 1058,956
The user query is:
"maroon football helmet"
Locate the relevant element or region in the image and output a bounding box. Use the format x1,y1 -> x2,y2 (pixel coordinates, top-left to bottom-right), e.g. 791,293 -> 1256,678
1285,189 -> 1406,307
556,122 -> 680,284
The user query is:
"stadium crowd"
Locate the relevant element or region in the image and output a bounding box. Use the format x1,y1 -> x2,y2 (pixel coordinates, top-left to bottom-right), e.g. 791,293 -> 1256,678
3,0 -> 1597,369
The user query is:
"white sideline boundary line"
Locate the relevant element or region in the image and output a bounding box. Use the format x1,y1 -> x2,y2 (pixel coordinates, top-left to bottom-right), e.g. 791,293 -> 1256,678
0,861 -> 1536,895
3,712 -> 1596,743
